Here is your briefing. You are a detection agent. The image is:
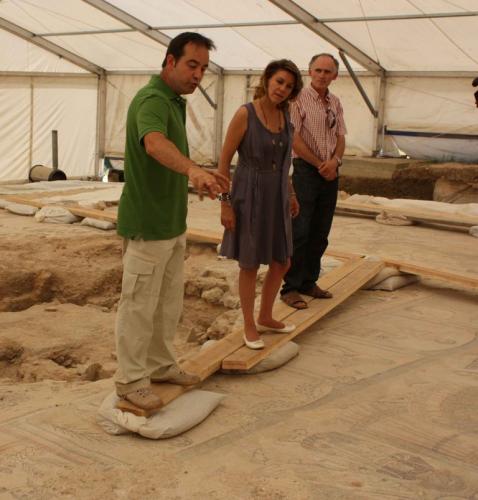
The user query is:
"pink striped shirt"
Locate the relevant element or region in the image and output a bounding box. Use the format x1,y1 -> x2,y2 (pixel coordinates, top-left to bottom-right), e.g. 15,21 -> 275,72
290,85 -> 346,161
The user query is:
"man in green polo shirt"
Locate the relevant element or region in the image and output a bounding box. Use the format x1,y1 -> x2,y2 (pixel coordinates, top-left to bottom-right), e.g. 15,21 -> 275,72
114,32 -> 228,410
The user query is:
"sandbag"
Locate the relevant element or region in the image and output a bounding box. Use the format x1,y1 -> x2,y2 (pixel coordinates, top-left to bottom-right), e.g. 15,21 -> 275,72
469,226 -> 478,238
375,211 -> 414,226
97,389 -> 225,439
35,206 -> 79,224
5,203 -> 38,216
80,217 -> 116,230
363,266 -> 419,291
202,339 -> 300,374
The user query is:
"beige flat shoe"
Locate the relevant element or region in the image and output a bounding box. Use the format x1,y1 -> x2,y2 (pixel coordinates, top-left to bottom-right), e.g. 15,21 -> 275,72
243,335 -> 265,350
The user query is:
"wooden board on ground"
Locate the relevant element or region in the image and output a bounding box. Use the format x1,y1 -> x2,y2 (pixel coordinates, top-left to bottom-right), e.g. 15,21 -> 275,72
186,228 -> 365,262
0,195 -> 118,223
336,199 -> 478,229
385,259 -> 478,290
269,257 -> 365,321
116,258 -> 365,416
221,260 -> 385,371
116,383 -> 192,417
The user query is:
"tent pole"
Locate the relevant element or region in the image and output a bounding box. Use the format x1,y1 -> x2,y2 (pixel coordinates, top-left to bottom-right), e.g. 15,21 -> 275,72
28,77 -> 34,177
339,50 -> 378,117
94,73 -> 107,177
373,76 -> 387,156
213,73 -> 225,164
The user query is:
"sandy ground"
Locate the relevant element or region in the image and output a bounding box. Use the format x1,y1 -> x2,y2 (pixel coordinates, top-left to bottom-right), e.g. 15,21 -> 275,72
0,196 -> 477,499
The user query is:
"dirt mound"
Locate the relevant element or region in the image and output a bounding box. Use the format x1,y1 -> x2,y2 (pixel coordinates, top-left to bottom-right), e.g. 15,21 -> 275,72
0,234 -> 123,311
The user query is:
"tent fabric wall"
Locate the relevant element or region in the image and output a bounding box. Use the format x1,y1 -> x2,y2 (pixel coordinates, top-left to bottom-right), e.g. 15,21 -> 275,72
0,77 -> 31,181
31,77 -> 98,179
105,74 -> 217,164
385,77 -> 476,134
0,76 -> 97,182
1,0 -> 478,181
0,30 -> 88,73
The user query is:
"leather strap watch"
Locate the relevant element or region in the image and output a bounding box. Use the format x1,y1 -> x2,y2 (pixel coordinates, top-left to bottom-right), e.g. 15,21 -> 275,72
334,156 -> 343,167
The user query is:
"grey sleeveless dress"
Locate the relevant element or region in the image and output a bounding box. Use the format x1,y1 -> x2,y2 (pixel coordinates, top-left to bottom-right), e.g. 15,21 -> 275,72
220,102 -> 293,269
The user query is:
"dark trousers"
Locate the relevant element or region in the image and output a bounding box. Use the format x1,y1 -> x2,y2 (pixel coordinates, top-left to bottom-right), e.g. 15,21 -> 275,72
281,158 -> 338,295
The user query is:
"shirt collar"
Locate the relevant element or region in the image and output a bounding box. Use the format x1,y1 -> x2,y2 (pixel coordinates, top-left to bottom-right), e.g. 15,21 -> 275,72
308,84 -> 330,102
150,75 -> 186,105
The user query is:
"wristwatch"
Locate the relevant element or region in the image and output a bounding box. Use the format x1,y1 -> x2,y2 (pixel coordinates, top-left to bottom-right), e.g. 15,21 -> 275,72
334,156 -> 343,167
217,192 -> 232,202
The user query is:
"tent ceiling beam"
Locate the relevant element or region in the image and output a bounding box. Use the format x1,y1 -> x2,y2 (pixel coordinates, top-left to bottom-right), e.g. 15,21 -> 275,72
326,11 -> 478,22
268,0 -> 385,76
198,85 -> 218,110
339,50 -> 378,118
81,0 -> 223,74
37,21 -> 299,37
36,9 -> 478,37
105,70 -> 477,78
0,71 -> 95,78
0,17 -> 105,75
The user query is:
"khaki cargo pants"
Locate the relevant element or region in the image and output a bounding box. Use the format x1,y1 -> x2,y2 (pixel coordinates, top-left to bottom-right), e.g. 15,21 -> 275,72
114,234 -> 186,396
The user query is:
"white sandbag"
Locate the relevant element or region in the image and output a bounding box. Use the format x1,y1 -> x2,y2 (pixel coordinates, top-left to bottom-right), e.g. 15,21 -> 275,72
202,339 -> 300,374
34,206 -> 79,224
363,266 -> 419,291
97,389 -> 225,439
469,226 -> 478,238
5,203 -> 38,216
375,211 -> 414,226
372,274 -> 419,291
80,217 -> 116,230
0,198 -> 10,209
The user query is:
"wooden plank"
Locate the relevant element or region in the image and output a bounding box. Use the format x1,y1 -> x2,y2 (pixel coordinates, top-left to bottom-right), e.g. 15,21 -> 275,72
186,228 -> 222,245
185,228 -> 366,262
136,258 -> 365,412
181,332 -> 244,380
116,384 -> 192,417
1,195 -> 117,222
0,187 -> 110,201
221,260 -> 385,371
336,200 -> 478,228
385,259 -> 478,290
271,256 -> 365,321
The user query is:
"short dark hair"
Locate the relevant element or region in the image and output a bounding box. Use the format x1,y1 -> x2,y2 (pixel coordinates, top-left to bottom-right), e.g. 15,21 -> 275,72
162,32 -> 216,68
309,53 -> 339,72
254,59 -> 303,108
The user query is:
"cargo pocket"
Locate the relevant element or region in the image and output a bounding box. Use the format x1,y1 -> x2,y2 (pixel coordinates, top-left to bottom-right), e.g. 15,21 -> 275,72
122,255 -> 155,300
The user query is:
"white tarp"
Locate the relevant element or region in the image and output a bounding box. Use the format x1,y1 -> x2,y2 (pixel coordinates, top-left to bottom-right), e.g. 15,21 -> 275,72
105,74 -> 217,163
0,76 -> 97,182
1,0 -> 478,180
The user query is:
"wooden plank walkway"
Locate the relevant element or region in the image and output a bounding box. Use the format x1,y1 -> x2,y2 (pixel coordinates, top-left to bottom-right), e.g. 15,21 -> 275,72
222,259 -> 385,371
336,199 -> 478,229
116,258 -> 383,416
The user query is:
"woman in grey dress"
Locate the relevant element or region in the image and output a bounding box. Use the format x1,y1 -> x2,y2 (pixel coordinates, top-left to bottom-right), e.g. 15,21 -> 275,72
218,60 -> 303,349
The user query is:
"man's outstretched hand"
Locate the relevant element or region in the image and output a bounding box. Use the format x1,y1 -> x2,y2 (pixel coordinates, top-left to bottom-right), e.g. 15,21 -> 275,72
188,165 -> 229,200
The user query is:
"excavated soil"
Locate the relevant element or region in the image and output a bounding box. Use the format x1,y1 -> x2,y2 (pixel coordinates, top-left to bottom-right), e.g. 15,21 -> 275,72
0,211 -> 240,384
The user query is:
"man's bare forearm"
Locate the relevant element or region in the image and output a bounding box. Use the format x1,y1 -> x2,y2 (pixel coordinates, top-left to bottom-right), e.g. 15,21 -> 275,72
292,132 -> 320,167
144,131 -> 196,176
333,135 -> 346,160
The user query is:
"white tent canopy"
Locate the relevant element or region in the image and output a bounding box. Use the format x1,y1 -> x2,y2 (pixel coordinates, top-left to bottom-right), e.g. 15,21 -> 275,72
1,0 -> 477,181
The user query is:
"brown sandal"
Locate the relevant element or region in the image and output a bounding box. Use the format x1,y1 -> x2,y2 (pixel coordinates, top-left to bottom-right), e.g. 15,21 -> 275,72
280,291 -> 308,309
301,285 -> 333,299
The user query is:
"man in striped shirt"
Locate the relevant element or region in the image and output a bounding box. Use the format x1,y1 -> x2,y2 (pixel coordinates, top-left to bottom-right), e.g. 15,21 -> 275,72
281,53 -> 346,309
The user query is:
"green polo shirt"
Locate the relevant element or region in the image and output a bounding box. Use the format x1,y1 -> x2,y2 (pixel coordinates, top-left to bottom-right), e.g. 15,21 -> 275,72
117,75 -> 189,240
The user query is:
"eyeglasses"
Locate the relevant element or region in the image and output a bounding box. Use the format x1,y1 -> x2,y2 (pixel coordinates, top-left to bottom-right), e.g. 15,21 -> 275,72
326,108 -> 336,129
